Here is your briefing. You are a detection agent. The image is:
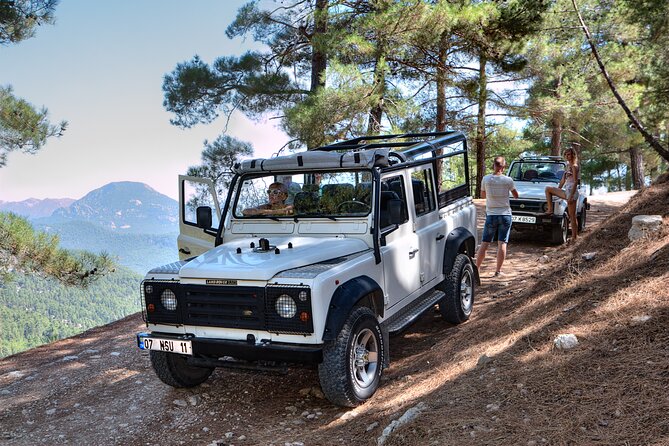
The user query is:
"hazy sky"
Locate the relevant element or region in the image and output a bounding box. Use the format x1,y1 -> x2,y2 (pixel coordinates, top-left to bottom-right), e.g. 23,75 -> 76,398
0,0 -> 288,202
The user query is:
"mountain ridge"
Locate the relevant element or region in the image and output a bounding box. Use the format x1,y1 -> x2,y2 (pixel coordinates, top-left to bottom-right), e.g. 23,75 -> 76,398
47,181 -> 178,234
0,198 -> 76,219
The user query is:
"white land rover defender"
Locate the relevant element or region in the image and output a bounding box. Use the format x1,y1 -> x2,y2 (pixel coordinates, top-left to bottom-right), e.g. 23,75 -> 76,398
507,156 -> 589,244
137,131 -> 479,407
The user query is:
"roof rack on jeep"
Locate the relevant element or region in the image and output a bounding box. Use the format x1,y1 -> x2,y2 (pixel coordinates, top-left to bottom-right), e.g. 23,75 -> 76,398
314,131 -> 467,163
518,155 -> 564,161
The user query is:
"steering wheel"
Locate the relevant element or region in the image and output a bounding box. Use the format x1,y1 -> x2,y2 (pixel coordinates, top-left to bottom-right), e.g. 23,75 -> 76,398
336,200 -> 371,213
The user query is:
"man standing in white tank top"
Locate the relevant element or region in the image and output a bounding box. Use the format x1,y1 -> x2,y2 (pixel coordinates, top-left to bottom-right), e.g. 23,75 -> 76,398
475,156 -> 519,276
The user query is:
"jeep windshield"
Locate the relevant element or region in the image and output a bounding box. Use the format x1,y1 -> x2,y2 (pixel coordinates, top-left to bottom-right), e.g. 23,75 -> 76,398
509,161 -> 567,182
233,170 -> 374,219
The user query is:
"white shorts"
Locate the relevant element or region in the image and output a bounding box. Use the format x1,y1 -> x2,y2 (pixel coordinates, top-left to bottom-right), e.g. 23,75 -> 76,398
565,187 -> 579,201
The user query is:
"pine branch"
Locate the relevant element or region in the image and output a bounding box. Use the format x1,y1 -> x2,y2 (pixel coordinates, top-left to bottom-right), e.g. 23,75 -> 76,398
571,0 -> 669,163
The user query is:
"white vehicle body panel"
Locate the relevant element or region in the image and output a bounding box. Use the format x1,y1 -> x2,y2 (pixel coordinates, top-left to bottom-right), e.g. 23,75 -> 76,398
179,236 -> 369,281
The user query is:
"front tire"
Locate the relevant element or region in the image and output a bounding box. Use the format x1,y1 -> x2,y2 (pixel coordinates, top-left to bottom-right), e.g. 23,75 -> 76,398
150,351 -> 214,388
577,206 -> 587,232
438,254 -> 474,324
318,307 -> 385,407
551,215 -> 568,245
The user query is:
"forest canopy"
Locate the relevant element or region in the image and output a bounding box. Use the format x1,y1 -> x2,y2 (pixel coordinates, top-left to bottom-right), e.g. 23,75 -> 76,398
165,0 -> 668,195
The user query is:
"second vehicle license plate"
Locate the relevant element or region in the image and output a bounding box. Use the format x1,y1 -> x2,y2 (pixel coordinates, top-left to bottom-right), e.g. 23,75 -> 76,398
512,215 -> 536,224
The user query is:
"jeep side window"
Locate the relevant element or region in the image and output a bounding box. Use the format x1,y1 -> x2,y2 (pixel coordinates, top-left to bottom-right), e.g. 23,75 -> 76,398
411,168 -> 436,217
436,151 -> 468,207
380,175 -> 408,228
183,178 -> 220,229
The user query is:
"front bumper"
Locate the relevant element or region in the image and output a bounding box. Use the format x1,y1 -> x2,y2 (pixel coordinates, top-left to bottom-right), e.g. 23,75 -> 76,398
137,332 -> 323,364
511,213 -> 564,231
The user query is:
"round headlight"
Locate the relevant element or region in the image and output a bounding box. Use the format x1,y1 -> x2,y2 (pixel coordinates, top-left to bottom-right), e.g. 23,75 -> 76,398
161,289 -> 177,311
298,290 -> 308,302
275,294 -> 297,318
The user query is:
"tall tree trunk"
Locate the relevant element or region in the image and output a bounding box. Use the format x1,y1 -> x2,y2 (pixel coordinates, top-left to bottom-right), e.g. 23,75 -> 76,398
310,0 -> 328,92
550,114 -> 562,156
549,75 -> 563,156
367,50 -> 385,135
435,33 -> 448,133
629,146 -> 644,190
571,0 -> 669,163
475,55 -> 488,199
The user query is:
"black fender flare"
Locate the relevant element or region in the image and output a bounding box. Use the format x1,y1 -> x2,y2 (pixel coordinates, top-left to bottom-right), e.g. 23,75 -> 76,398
322,276 -> 384,342
442,227 -> 479,284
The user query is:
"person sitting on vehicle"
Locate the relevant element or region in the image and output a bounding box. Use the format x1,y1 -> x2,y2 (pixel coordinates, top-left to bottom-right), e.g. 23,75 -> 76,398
543,146 -> 580,242
242,182 -> 294,216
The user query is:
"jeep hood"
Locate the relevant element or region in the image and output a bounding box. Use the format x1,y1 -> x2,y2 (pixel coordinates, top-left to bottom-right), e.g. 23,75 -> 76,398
179,236 -> 369,281
513,181 -> 558,200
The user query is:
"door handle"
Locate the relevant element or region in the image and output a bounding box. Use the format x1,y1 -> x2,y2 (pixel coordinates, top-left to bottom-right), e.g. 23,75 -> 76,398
436,234 -> 445,241
179,247 -> 191,255
409,248 -> 419,258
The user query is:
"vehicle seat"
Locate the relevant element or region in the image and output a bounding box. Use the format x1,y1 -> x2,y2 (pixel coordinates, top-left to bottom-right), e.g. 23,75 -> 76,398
293,192 -> 320,214
412,179 -> 426,214
353,182 -> 372,206
320,183 -> 354,212
523,169 -> 538,180
555,170 -> 565,181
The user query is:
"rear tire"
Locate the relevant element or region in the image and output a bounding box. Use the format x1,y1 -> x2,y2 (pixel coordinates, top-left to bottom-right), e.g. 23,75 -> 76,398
578,206 -> 587,232
150,351 -> 214,388
438,254 -> 474,324
318,307 -> 385,407
551,215 -> 568,245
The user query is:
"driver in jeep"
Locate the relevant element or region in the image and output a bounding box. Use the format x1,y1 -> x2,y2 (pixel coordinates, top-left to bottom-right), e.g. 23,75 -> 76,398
242,182 -> 294,216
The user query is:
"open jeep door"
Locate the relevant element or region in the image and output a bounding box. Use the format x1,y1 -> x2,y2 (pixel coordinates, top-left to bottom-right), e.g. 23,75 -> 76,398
178,175 -> 221,260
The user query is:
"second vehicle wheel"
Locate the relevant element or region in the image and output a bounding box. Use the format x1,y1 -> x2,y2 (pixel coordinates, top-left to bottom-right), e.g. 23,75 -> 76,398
551,215 -> 568,244
438,253 -> 474,324
318,306 -> 385,407
578,206 -> 587,232
150,350 -> 214,388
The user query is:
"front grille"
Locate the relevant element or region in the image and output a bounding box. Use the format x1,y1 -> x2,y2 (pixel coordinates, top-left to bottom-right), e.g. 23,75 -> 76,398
510,199 -> 545,213
182,285 -> 264,330
142,281 -> 314,335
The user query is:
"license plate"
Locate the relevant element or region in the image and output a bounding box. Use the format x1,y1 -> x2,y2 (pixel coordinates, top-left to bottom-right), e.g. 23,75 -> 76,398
139,336 -> 192,355
512,215 -> 536,224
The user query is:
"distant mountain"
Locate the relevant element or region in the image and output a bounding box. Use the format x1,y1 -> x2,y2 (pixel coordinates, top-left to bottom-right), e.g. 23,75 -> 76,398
0,198 -> 75,219
48,181 -> 178,234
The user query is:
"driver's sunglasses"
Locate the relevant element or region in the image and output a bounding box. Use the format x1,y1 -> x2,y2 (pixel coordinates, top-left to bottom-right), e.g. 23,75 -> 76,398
267,189 -> 283,196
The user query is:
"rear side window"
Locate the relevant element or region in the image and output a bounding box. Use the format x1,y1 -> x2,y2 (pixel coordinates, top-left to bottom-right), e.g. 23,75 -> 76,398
411,168 -> 436,217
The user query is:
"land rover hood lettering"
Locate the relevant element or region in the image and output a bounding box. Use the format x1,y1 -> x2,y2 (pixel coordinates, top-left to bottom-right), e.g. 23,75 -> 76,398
178,237 -> 369,280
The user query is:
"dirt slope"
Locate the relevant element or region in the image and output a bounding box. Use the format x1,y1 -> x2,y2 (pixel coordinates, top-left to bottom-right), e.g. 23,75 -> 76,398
1,185 -> 667,446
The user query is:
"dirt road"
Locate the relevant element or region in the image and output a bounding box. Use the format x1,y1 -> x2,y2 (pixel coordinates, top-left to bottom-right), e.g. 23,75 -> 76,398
0,192 -> 635,446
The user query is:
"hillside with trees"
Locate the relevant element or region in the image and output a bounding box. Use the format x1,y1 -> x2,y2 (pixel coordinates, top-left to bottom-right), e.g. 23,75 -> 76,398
0,266 -> 141,357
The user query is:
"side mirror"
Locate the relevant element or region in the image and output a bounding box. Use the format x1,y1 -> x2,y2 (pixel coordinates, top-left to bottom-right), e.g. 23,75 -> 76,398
196,206 -> 213,229
387,199 -> 404,225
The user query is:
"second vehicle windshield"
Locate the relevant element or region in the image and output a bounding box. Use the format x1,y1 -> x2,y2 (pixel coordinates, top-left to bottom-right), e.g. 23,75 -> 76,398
508,162 -> 567,182
234,170 -> 374,218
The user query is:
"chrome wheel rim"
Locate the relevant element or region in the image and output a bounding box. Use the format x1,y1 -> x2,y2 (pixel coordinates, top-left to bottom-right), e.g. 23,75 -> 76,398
352,328 -> 379,388
461,268 -> 473,314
